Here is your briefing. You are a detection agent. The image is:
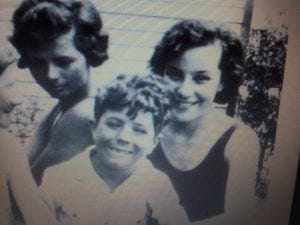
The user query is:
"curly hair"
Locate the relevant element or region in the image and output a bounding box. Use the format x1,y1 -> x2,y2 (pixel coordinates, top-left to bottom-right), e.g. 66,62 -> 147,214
94,74 -> 171,136
10,0 -> 108,68
149,20 -> 244,104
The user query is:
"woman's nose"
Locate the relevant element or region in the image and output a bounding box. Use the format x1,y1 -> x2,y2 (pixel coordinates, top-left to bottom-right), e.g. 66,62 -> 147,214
48,63 -> 60,80
177,77 -> 194,99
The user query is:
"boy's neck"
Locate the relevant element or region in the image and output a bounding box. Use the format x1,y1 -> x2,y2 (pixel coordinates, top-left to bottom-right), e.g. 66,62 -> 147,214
90,149 -> 135,192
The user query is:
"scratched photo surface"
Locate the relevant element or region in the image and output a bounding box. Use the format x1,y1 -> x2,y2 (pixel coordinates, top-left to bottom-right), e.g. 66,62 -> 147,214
0,0 -> 297,225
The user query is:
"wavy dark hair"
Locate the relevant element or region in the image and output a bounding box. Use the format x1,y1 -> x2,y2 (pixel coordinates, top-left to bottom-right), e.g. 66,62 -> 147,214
10,0 -> 108,68
94,74 -> 171,137
149,20 -> 244,104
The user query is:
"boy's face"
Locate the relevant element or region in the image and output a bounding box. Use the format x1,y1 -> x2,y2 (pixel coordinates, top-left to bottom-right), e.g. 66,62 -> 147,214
92,107 -> 156,171
25,29 -> 89,102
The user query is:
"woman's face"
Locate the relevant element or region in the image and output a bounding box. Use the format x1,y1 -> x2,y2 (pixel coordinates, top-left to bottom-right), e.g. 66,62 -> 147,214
92,107 -> 156,171
0,66 -> 19,128
164,43 -> 222,122
25,29 -> 90,102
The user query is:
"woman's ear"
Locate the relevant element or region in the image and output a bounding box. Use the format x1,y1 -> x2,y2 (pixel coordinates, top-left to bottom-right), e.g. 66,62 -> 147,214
89,119 -> 98,132
217,82 -> 224,92
153,134 -> 162,145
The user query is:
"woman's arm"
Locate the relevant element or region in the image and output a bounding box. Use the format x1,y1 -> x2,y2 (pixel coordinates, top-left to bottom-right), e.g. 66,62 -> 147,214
1,131 -> 61,225
222,124 -> 262,224
190,124 -> 262,225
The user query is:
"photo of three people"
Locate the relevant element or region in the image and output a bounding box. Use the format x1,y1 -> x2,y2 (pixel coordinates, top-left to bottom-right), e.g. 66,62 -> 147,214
0,0 -> 298,225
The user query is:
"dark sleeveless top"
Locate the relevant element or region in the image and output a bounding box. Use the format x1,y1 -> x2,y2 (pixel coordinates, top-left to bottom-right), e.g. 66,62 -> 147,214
148,125 -> 237,222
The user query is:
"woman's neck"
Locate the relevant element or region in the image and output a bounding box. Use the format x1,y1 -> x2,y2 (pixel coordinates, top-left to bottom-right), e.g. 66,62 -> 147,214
90,150 -> 135,192
59,87 -> 89,112
161,109 -> 223,171
167,114 -> 209,138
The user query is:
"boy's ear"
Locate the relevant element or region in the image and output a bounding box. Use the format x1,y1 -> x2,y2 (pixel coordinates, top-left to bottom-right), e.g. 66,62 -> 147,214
90,119 -> 98,142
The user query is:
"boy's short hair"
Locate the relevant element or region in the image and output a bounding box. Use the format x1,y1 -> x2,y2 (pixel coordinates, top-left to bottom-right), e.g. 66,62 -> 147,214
149,19 -> 245,104
94,74 -> 171,136
10,0 -> 108,68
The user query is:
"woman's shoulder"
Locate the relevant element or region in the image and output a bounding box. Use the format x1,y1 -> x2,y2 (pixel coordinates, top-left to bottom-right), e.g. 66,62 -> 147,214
231,120 -> 259,145
224,118 -> 260,162
42,147 -> 91,177
65,97 -> 94,121
40,146 -> 96,192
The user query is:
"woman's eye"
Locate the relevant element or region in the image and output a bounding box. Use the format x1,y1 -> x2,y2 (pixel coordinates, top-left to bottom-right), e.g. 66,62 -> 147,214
165,67 -> 184,82
54,57 -> 74,67
193,72 -> 210,84
193,77 -> 204,84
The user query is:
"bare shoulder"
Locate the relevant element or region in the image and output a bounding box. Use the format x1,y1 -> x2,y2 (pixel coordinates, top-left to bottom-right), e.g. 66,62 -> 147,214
67,97 -> 94,120
225,120 -> 260,162
220,121 -> 261,224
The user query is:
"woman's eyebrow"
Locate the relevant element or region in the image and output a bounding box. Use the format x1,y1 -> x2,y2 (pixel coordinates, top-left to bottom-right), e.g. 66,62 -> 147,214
193,71 -> 210,79
53,56 -> 76,62
166,65 -> 181,71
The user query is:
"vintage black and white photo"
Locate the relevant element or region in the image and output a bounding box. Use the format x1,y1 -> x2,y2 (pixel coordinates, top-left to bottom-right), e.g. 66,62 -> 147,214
0,0 -> 298,225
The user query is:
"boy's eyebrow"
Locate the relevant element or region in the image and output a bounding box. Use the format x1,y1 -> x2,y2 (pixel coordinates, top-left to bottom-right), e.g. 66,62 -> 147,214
133,123 -> 146,128
106,117 -> 123,123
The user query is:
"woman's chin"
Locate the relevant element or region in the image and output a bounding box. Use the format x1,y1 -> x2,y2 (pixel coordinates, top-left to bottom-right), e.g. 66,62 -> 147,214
171,108 -> 202,123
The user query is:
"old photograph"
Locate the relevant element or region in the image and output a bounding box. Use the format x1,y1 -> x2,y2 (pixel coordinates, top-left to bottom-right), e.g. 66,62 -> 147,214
0,0 -> 299,225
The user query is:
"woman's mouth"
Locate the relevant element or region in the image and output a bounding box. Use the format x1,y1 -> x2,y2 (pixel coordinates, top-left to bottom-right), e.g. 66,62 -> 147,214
174,94 -> 204,105
108,146 -> 133,154
175,98 -> 201,106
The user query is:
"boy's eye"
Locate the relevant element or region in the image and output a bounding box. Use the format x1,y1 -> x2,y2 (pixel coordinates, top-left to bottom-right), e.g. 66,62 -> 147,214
54,57 -> 75,67
133,125 -> 147,135
105,119 -> 123,129
164,66 -> 184,82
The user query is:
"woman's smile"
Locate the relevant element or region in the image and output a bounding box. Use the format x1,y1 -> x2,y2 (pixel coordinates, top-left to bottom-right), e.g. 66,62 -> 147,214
108,145 -> 134,155
164,44 -> 222,122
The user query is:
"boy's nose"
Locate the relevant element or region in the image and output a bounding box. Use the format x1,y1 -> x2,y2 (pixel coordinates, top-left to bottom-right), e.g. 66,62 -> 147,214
116,126 -> 132,146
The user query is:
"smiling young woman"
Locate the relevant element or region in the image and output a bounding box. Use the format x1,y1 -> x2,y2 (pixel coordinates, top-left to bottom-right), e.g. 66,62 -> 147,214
9,0 -> 109,185
148,20 -> 261,224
